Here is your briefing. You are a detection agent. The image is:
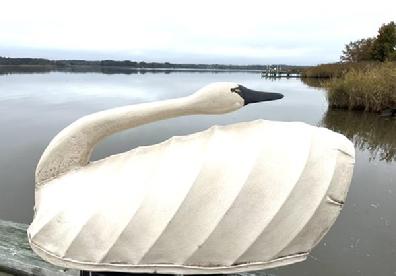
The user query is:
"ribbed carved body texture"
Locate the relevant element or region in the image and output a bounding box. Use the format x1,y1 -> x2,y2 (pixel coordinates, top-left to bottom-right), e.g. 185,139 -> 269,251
28,120 -> 355,274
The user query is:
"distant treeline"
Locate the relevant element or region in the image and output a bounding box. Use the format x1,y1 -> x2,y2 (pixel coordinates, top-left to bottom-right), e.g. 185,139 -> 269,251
0,57 -> 305,72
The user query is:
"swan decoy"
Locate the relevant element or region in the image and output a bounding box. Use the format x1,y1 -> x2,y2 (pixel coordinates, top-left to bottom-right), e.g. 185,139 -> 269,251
28,82 -> 355,274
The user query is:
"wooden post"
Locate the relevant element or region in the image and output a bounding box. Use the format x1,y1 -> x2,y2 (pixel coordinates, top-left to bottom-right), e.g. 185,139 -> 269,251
0,220 -> 78,276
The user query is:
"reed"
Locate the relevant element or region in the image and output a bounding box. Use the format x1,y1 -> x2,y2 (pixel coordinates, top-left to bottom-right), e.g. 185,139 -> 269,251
326,62 -> 396,112
301,62 -> 376,78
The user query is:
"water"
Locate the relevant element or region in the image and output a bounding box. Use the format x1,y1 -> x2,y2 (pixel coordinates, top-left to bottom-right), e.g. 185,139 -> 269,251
0,71 -> 395,275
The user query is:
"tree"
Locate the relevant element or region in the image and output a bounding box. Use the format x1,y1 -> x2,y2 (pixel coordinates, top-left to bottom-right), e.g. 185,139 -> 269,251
371,21 -> 396,61
341,38 -> 374,62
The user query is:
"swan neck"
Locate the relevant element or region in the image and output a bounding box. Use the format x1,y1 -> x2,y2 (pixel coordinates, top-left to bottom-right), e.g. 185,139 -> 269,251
35,96 -> 195,186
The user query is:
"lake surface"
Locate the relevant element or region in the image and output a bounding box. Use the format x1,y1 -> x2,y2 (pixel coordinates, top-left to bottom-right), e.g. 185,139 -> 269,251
0,71 -> 395,275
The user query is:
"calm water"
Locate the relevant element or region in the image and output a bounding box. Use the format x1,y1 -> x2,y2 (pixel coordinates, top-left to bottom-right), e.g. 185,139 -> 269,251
0,71 -> 395,275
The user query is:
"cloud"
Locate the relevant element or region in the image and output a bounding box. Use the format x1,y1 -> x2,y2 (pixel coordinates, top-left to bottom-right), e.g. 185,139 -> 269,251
1,0 -> 395,64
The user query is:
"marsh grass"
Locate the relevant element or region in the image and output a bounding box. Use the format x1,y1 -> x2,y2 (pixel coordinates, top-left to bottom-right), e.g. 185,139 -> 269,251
301,62 -> 375,78
325,63 -> 396,112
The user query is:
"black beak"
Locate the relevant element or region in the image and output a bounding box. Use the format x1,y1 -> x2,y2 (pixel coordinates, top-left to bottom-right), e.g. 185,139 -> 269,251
232,85 -> 284,105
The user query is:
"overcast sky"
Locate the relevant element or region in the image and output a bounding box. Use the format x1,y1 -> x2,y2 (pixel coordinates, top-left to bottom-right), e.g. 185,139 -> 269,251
1,0 -> 395,65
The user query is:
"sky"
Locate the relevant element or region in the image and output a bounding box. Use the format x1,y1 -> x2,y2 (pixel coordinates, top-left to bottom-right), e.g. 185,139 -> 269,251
0,0 -> 395,65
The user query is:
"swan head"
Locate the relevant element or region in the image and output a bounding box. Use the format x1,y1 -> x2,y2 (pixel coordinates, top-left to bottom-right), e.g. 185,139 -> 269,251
190,82 -> 283,114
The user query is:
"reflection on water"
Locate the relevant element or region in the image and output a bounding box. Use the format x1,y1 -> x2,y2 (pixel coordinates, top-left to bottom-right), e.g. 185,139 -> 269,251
0,65 -> 54,75
0,65 -> 261,76
321,110 -> 396,162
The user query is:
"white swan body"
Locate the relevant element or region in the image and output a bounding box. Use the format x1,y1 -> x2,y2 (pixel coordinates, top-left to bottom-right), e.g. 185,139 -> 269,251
28,83 -> 355,274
